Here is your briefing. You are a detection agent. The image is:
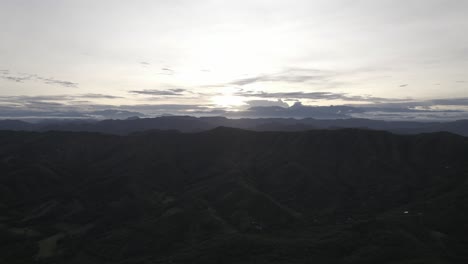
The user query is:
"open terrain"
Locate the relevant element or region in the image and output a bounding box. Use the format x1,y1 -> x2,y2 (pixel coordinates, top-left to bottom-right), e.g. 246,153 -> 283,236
0,128 -> 467,263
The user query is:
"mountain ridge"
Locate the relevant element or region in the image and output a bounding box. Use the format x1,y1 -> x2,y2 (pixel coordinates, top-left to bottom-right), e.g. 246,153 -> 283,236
1,116 -> 468,137
1,128 -> 468,263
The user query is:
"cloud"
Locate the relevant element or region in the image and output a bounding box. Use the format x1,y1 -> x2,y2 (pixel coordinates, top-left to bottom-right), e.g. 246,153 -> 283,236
1,76 -> 33,82
0,104 -> 146,120
1,90 -> 468,121
429,98 -> 468,106
122,104 -> 214,112
0,70 -> 34,82
0,106 -> 88,119
0,93 -> 221,119
130,88 -> 186,96
0,94 -> 121,102
159,68 -> 175,75
237,90 -> 406,103
0,94 -> 122,112
349,97 -> 468,110
0,71 -> 78,88
245,99 -> 289,108
229,68 -> 331,86
0,95 -> 70,104
79,93 -> 123,99
225,100 -> 468,120
25,101 -> 64,107
0,98 -> 467,121
400,84 -> 408,87
227,102 -> 363,119
223,67 -> 400,89
36,77 -> 78,88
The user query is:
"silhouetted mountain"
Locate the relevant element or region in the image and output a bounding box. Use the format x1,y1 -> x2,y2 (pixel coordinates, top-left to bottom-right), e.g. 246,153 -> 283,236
236,103 -> 364,119
88,109 -> 146,119
1,116 -> 468,136
0,128 -> 467,263
0,120 -> 35,131
399,120 -> 468,136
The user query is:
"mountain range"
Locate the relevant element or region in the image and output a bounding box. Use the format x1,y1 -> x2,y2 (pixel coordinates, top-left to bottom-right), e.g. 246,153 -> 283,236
1,116 -> 468,137
0,128 -> 467,263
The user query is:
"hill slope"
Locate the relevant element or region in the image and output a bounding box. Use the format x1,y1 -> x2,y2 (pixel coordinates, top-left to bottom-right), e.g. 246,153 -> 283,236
0,128 -> 467,263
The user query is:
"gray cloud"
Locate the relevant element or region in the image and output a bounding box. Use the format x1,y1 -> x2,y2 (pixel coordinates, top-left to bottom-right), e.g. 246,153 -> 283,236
225,67 -> 395,89
0,103 -> 146,120
1,76 -> 32,82
0,94 -> 122,108
109,104 -> 226,117
79,93 -> 123,99
237,90 -> 407,103
400,84 -> 408,87
25,101 -> 64,107
350,97 -> 468,110
0,98 -> 214,119
245,99 -> 289,108
0,107 -> 87,119
227,102 -> 363,119
0,93 -> 218,119
0,98 -> 466,121
130,88 -> 186,96
36,77 -> 78,88
230,68 -> 331,86
0,71 -> 78,88
1,90 -> 468,121
124,104 -> 209,111
5,93 -> 123,101
226,101 -> 468,121
429,98 -> 468,106
159,68 -> 175,75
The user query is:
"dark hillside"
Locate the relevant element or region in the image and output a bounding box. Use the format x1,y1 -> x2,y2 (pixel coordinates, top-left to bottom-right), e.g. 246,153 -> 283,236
0,128 -> 467,263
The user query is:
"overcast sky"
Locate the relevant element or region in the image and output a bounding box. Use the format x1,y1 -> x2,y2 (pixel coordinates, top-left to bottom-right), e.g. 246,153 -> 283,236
1,0 -> 467,119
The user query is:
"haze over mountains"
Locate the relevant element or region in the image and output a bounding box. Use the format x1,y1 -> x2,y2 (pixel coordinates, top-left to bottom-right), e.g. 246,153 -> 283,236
1,115 -> 468,137
1,102 -> 468,121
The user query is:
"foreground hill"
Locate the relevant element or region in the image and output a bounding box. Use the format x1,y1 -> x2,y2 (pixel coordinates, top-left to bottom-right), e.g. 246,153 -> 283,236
0,128 -> 468,263
1,116 -> 468,136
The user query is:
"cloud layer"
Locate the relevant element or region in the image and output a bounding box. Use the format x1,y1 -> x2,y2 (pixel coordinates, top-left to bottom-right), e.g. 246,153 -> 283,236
130,89 -> 186,96
0,92 -> 468,121
1,0 -> 468,120
236,90 -> 407,104
0,71 -> 78,88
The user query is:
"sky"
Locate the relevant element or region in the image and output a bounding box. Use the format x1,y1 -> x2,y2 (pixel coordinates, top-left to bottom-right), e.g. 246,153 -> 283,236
1,0 -> 468,120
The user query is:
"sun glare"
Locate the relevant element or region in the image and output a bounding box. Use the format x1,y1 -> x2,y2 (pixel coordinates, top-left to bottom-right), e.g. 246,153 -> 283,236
211,95 -> 246,108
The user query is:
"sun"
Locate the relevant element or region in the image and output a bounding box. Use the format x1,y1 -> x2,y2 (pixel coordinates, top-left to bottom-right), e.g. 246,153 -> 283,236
211,95 -> 246,108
